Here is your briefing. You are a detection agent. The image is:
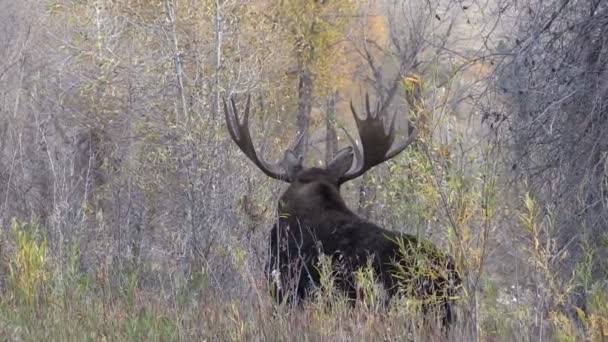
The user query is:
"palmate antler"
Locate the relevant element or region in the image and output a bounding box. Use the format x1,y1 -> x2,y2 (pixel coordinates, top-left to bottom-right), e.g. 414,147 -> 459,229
223,95 -> 304,182
224,92 -> 418,184
338,94 -> 418,183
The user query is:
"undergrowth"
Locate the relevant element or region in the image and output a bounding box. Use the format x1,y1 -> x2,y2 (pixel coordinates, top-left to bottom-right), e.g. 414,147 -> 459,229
1,217 -> 606,341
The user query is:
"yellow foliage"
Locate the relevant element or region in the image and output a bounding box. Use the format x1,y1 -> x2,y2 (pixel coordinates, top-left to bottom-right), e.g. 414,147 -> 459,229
590,314 -> 608,341
261,0 -> 357,95
8,219 -> 49,306
550,310 -> 577,342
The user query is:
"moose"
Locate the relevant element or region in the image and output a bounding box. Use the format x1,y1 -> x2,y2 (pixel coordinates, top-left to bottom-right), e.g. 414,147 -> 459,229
223,94 -> 461,326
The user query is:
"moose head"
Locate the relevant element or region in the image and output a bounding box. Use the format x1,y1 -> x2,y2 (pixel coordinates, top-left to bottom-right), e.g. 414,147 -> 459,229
224,94 -> 460,326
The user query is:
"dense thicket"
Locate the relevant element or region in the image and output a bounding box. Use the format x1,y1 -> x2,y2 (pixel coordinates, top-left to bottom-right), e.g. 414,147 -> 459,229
499,0 -> 608,313
0,0 -> 606,340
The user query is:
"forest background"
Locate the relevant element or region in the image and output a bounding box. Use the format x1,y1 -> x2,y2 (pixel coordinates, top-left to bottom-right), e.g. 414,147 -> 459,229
0,0 -> 607,340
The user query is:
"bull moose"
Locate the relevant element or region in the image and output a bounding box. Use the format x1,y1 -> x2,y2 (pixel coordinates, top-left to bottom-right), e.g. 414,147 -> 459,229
223,94 -> 461,326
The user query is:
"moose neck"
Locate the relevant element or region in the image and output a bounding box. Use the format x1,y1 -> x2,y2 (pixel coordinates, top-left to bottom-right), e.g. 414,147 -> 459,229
277,168 -> 359,229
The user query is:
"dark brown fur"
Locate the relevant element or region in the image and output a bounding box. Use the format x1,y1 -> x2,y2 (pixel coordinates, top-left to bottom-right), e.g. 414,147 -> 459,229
223,94 -> 460,326
265,168 -> 460,325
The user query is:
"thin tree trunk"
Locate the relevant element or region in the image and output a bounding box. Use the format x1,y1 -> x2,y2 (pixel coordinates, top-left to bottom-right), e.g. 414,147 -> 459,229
325,91 -> 338,164
296,67 -> 313,158
165,0 -> 188,124
213,0 -> 223,121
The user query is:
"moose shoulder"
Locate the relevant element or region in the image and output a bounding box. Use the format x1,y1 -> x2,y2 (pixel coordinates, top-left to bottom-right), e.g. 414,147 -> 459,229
223,94 -> 461,325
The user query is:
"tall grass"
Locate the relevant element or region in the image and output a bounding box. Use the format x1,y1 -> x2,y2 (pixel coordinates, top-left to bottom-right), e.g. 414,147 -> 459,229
1,216 -> 606,341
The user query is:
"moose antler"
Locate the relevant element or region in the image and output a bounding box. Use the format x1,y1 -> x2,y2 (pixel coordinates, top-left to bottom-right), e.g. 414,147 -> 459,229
223,94 -> 304,182
339,94 -> 418,183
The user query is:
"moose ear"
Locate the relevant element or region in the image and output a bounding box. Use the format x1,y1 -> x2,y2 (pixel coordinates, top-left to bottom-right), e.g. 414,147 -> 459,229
327,147 -> 354,179
282,150 -> 303,182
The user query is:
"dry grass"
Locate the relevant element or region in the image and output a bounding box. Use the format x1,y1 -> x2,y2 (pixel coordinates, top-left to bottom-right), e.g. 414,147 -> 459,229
1,218 -> 606,342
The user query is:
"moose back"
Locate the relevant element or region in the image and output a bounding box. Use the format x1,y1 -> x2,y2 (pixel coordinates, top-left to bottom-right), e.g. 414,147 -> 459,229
223,94 -> 461,325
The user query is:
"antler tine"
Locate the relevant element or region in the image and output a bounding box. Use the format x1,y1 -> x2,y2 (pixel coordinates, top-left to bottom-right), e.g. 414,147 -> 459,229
223,94 -> 288,182
223,97 -> 240,143
340,124 -> 363,166
365,93 -> 373,118
339,93 -> 417,183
